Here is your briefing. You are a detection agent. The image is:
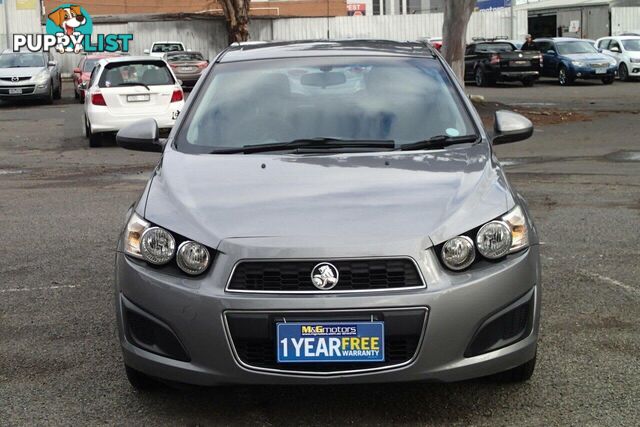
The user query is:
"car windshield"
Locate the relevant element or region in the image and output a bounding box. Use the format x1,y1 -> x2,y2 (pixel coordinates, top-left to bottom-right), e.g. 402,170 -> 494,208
99,61 -> 174,88
557,41 -> 598,55
152,43 -> 184,53
177,57 -> 476,153
0,53 -> 45,68
622,39 -> 640,51
476,43 -> 515,53
167,52 -> 204,62
83,58 -> 99,72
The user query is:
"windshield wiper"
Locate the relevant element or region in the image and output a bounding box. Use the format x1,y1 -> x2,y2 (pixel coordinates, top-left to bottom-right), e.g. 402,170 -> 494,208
115,82 -> 150,91
210,137 -> 396,154
397,134 -> 479,151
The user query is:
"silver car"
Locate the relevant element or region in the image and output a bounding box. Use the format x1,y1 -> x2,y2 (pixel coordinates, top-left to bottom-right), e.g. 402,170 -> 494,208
0,50 -> 62,103
114,40 -> 541,389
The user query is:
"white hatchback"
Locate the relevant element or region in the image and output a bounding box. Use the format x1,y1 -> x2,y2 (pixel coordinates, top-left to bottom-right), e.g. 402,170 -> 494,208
83,56 -> 185,147
596,36 -> 640,81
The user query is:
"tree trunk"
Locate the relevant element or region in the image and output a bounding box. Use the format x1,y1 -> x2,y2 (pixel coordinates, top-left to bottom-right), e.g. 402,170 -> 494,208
442,0 -> 476,86
220,0 -> 251,44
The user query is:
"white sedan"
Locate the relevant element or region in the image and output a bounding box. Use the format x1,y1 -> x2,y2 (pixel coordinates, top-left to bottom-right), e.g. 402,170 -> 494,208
596,36 -> 640,81
83,56 -> 185,147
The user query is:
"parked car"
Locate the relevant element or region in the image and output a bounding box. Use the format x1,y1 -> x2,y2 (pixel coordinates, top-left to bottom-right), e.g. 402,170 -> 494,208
73,53 -> 122,102
83,56 -> 184,147
596,36 -> 640,81
0,50 -> 61,103
464,40 -> 542,86
163,51 -> 209,89
418,37 -> 442,51
535,37 -> 617,85
113,40 -> 540,390
144,41 -> 186,58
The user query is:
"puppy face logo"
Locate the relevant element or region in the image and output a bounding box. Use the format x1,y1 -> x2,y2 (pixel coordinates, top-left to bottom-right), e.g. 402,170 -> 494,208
45,4 -> 93,53
48,5 -> 86,36
311,263 -> 339,290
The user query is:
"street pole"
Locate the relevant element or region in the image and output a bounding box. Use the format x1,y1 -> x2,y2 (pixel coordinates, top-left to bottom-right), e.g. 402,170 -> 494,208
3,0 -> 10,50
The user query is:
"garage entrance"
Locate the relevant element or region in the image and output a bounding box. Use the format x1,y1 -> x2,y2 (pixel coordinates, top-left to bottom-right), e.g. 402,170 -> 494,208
527,5 -> 610,39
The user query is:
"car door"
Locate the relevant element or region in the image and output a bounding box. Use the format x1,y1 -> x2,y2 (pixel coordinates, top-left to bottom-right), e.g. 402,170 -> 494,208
606,39 -> 623,66
540,42 -> 559,76
464,44 -> 477,80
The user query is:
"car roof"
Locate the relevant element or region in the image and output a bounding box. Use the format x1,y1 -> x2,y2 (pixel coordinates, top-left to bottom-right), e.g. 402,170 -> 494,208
219,40 -> 436,63
2,49 -> 45,55
100,55 -> 164,64
83,53 -> 122,60
165,50 -> 202,55
535,37 -> 584,42
152,41 -> 184,44
602,35 -> 640,40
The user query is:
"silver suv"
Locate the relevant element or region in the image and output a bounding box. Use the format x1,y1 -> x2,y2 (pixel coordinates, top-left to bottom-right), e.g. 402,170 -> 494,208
0,50 -> 62,103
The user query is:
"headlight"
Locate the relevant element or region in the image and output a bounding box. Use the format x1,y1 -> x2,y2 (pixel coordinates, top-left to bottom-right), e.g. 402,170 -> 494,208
140,227 -> 176,265
571,60 -> 586,67
441,236 -> 476,271
476,221 -> 512,259
502,205 -> 529,253
123,212 -> 149,258
176,241 -> 210,275
32,70 -> 49,84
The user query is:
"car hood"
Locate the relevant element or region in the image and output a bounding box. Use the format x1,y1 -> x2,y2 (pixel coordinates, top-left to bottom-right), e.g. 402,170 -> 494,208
0,67 -> 45,78
563,53 -> 610,62
144,142 -> 514,249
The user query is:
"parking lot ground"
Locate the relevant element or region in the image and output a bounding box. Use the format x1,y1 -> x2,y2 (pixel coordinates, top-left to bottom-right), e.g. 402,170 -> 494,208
1,81 -> 639,425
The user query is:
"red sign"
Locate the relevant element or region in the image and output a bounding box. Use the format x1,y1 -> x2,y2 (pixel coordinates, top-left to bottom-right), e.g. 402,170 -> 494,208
347,3 -> 366,16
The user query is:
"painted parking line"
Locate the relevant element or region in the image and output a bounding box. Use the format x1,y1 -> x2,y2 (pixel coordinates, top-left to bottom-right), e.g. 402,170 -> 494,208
0,284 -> 80,293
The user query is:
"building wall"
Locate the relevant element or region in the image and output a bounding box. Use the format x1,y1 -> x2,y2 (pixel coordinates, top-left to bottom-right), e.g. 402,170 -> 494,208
41,0 -> 349,18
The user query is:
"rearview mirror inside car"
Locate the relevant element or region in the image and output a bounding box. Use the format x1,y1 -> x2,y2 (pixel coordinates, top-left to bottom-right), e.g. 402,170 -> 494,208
492,110 -> 533,145
116,119 -> 163,152
301,72 -> 347,87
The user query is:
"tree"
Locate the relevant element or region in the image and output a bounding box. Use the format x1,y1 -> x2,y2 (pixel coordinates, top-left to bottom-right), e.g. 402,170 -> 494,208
442,0 -> 477,86
220,0 -> 251,44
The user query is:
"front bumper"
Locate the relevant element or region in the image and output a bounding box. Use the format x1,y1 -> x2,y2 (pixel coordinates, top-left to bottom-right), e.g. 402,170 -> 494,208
497,71 -> 540,81
115,239 -> 541,385
0,80 -> 51,99
571,65 -> 616,80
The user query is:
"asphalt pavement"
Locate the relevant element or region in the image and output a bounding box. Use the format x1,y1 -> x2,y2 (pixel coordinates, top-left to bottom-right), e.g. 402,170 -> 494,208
1,79 -> 639,426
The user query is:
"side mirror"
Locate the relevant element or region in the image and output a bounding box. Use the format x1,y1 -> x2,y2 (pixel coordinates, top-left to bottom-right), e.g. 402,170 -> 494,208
73,67 -> 81,74
177,79 -> 183,86
143,49 -> 150,54
493,110 -> 533,145
546,50 -> 556,55
48,60 -> 57,67
610,46 -> 621,53
116,118 -> 163,152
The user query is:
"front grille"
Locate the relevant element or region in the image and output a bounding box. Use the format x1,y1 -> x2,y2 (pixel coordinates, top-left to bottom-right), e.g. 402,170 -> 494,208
0,77 -> 30,82
590,62 -> 609,68
225,309 -> 427,374
227,258 -> 424,292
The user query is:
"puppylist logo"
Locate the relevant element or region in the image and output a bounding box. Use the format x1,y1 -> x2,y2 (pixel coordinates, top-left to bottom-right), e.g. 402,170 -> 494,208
13,4 -> 133,54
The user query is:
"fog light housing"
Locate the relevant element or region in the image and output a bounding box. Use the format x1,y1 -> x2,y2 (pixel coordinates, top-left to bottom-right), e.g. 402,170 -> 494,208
476,221 -> 512,259
441,236 -> 476,271
176,241 -> 210,275
140,227 -> 176,265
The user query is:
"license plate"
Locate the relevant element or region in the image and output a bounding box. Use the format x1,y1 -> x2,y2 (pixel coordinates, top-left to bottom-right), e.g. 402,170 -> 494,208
510,60 -> 530,67
8,88 -> 22,95
277,321 -> 385,363
595,68 -> 607,74
180,67 -> 195,72
127,94 -> 150,102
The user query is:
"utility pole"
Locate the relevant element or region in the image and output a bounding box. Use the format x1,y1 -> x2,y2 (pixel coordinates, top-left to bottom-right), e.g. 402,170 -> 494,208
3,0 -> 10,50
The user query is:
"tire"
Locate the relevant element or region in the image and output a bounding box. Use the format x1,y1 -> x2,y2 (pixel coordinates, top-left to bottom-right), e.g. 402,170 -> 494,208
558,66 -> 573,86
522,78 -> 535,87
125,365 -> 159,391
53,78 -> 62,100
475,67 -> 487,87
44,83 -> 54,104
601,76 -> 614,85
85,117 -> 101,148
618,63 -> 630,82
494,355 -> 537,383
74,87 -> 79,100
